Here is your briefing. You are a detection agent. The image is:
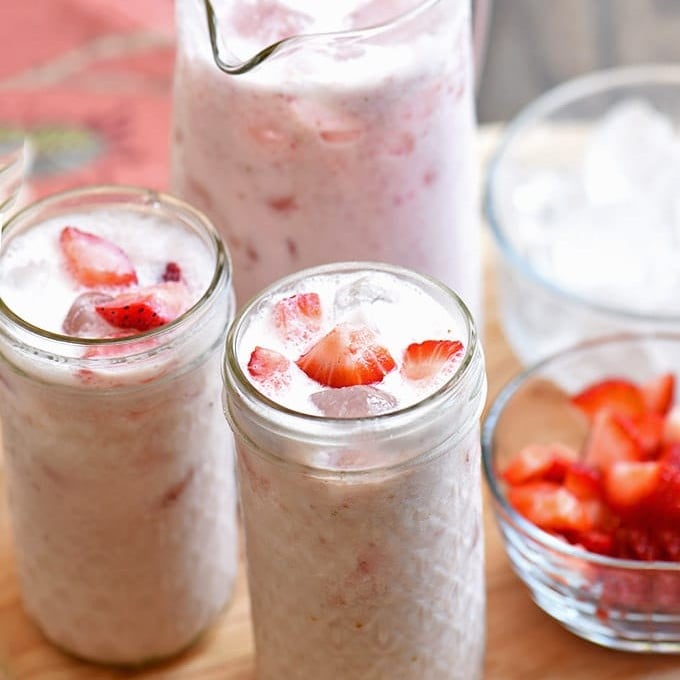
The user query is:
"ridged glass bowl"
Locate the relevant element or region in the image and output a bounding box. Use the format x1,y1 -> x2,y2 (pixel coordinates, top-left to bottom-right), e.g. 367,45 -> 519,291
482,333 -> 680,653
485,64 -> 680,366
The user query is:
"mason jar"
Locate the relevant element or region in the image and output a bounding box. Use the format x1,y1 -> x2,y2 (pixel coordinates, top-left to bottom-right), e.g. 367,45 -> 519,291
0,186 -> 238,665
223,262 -> 487,680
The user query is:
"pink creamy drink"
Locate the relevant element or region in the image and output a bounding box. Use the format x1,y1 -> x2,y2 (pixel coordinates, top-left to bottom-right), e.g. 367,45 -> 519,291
172,0 -> 480,314
0,187 -> 237,665
223,262 -> 487,679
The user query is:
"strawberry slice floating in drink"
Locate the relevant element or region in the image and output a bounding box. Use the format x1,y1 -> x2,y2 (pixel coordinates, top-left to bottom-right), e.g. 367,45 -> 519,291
161,261 -> 182,283
60,226 -> 138,288
95,281 -> 191,332
401,339 -> 464,381
248,346 -> 291,389
273,292 -> 322,344
296,323 -> 396,388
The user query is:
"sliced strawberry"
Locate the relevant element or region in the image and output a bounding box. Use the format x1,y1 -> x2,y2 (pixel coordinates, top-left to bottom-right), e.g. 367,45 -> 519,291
295,323 -> 396,388
571,529 -> 616,556
650,443 -> 680,524
507,482 -> 591,533
95,281 -> 191,332
581,498 -> 612,530
272,292 -> 322,343
663,405 -> 680,444
402,339 -> 464,381
247,346 -> 291,384
615,526 -> 663,562
571,378 -> 645,420
604,460 -> 660,512
641,372 -> 675,416
564,462 -> 603,500
616,412 -> 664,459
502,443 -> 575,486
59,226 -> 138,287
161,261 -> 182,282
583,410 -> 642,470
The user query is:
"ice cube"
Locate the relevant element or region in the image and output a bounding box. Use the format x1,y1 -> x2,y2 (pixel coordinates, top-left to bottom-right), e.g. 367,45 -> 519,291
311,385 -> 398,418
584,99 -> 680,204
62,292 -> 115,338
334,274 -> 397,317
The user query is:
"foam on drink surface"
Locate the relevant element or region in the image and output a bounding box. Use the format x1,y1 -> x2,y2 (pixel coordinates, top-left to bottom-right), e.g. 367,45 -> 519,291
0,208 -> 214,336
239,270 -> 466,416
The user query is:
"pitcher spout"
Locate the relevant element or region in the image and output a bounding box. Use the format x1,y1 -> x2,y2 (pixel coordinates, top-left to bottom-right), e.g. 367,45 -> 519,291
203,0 -> 447,76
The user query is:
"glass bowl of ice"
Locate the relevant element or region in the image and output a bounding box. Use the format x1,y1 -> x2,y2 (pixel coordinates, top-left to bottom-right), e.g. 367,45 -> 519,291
482,332 -> 680,653
485,64 -> 680,365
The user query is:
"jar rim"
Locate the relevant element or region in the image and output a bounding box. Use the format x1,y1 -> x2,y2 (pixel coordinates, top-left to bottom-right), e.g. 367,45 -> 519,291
223,261 -> 485,468
0,184 -> 231,365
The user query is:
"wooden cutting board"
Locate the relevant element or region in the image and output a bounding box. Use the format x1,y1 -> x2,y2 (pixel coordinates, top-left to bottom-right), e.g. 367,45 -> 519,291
1,134 -> 679,679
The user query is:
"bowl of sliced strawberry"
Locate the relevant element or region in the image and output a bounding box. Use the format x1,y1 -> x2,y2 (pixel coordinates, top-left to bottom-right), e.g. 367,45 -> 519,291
482,333 -> 680,652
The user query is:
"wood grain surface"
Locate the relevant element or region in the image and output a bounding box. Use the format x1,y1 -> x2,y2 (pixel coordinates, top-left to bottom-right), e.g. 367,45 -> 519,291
1,133 -> 679,679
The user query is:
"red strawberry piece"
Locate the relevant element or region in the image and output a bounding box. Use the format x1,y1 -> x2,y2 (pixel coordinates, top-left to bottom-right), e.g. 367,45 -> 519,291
247,346 -> 291,384
571,378 -> 645,421
95,281 -> 191,332
273,292 -> 322,343
501,443 -> 575,486
657,528 -> 680,561
581,498 -> 612,531
616,525 -> 663,562
604,460 -> 660,512
402,339 -> 464,381
573,530 -> 616,556
161,261 -> 182,282
295,323 -> 396,388
564,462 -> 603,500
663,405 -> 680,444
507,482 -> 591,533
582,410 -> 643,470
59,226 -> 138,287
616,412 -> 665,459
650,443 -> 680,525
641,372 -> 675,416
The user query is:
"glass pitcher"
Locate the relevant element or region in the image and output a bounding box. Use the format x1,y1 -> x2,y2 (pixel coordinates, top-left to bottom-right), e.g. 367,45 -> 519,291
0,137 -> 29,230
171,0 -> 481,316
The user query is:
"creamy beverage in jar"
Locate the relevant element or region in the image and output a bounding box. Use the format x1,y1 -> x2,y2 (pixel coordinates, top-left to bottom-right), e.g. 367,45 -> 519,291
172,0 -> 480,315
223,262 -> 487,680
0,187 -> 237,665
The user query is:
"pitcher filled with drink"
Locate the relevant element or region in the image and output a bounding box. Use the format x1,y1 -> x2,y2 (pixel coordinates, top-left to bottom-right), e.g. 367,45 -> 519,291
172,0 -> 480,315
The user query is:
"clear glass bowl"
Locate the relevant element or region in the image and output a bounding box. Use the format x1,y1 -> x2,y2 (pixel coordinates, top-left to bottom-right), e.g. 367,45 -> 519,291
485,64 -> 680,366
482,333 -> 680,653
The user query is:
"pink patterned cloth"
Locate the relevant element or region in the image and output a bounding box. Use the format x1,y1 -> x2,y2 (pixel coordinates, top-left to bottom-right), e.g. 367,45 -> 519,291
0,0 -> 176,197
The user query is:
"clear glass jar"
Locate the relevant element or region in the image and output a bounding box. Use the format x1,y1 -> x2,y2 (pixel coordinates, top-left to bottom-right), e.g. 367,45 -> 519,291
223,262 -> 487,680
172,0 -> 481,317
0,186 -> 237,665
